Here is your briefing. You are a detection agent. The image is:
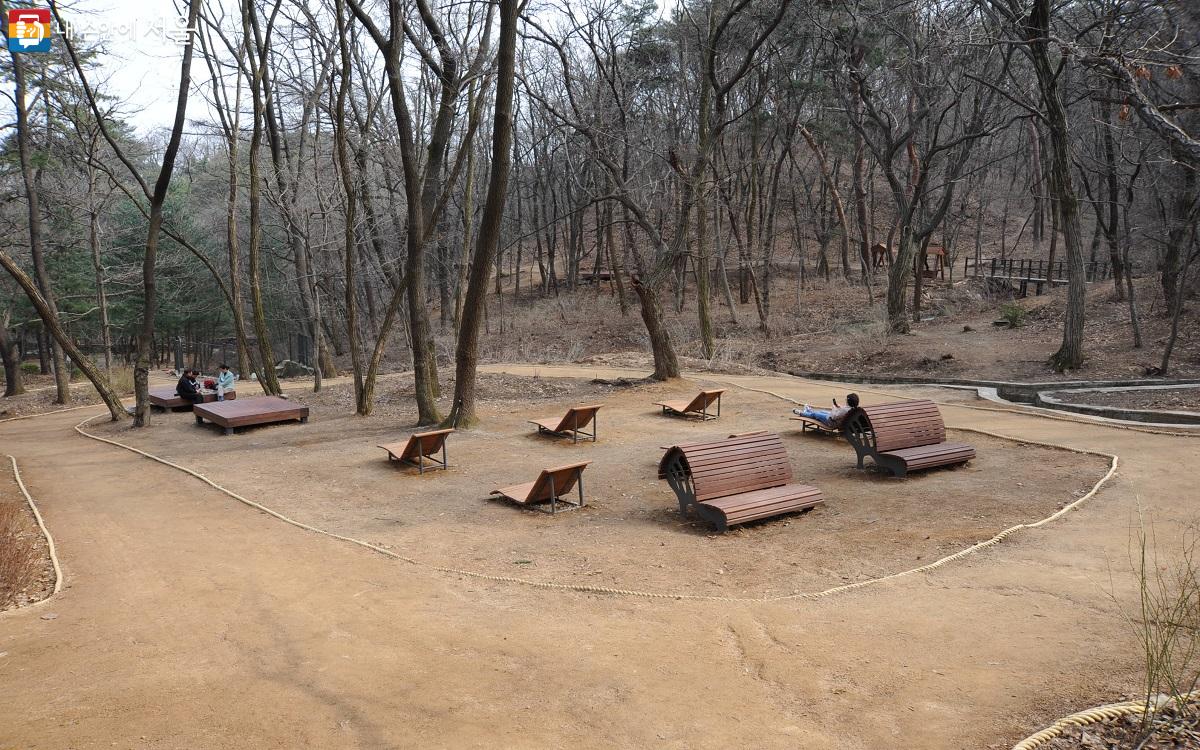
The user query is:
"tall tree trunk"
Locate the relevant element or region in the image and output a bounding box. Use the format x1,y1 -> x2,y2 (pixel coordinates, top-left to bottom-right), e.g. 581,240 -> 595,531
0,310 -> 24,397
443,0 -> 518,428
1100,97 -> 1125,299
1025,0 -> 1086,371
244,0 -> 282,396
9,44 -> 69,404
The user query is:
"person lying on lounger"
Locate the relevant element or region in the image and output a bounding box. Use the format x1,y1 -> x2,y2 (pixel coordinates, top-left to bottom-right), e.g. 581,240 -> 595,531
793,393 -> 859,428
176,369 -> 204,405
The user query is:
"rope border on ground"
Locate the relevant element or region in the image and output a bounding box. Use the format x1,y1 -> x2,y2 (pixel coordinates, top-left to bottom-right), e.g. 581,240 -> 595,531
1010,691 -> 1200,750
70,391 -> 1118,603
0,454 -> 64,616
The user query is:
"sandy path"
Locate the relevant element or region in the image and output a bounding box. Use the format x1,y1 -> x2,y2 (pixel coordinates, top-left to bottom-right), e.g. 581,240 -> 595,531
0,365 -> 1194,748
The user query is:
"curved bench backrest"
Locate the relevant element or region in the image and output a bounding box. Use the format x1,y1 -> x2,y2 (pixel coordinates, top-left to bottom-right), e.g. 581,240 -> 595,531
859,400 -> 946,452
674,432 -> 792,502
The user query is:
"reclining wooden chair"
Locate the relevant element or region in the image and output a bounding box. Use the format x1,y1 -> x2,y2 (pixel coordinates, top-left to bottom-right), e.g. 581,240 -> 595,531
528,404 -> 603,443
378,428 -> 454,474
790,414 -> 840,436
490,461 -> 591,514
654,388 -> 726,420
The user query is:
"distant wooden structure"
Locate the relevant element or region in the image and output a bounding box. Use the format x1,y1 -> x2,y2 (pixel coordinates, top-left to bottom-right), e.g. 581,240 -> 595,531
964,257 -> 1112,297
920,245 -> 946,279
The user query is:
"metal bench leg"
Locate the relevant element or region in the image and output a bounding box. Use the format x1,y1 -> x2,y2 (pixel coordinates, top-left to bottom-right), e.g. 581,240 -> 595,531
441,441 -> 448,471
418,452 -> 424,475
578,474 -> 585,508
549,475 -> 557,515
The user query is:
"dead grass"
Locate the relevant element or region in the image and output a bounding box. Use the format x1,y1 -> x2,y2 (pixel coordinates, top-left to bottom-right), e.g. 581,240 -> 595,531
0,500 -> 42,611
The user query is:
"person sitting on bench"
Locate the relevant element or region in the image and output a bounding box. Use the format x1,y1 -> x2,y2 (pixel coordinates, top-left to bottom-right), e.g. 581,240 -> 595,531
216,363 -> 236,401
176,369 -> 204,405
793,393 -> 859,428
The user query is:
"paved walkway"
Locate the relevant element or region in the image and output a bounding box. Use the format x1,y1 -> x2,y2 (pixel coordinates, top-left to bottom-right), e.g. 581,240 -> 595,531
1,366 -> 1194,748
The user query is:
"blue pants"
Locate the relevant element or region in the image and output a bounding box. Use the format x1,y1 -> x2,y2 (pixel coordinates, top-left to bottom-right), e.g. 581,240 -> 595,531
798,405 -> 834,426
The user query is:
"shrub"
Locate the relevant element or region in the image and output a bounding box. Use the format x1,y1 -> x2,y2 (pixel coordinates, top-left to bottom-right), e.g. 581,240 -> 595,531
0,501 -> 40,610
999,302 -> 1026,328
20,362 -> 39,375
106,365 -> 135,395
1123,520 -> 1200,739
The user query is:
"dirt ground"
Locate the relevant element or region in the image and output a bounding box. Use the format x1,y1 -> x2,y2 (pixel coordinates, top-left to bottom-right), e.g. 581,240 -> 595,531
461,274 -> 1199,383
85,374 -> 1107,599
2,365 -> 1198,749
1052,386 -> 1200,413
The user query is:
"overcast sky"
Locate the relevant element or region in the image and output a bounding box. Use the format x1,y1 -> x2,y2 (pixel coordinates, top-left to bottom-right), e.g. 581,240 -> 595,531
55,0 -> 678,135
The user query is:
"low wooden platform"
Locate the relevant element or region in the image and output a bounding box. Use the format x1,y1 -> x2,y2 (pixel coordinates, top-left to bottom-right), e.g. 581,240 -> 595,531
149,386 -> 236,410
194,397 -> 307,435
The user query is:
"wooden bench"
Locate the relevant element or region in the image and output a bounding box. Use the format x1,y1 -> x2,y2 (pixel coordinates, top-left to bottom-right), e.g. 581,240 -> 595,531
790,414 -> 839,436
149,385 -> 235,410
659,432 -> 823,532
194,396 -> 308,435
529,404 -> 602,443
378,428 -> 453,473
654,389 -> 725,420
490,461 -> 591,514
841,399 -> 975,477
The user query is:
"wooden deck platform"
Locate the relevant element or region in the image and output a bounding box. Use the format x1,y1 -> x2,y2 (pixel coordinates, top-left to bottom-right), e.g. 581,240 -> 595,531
149,386 -> 236,410
194,397 -> 308,435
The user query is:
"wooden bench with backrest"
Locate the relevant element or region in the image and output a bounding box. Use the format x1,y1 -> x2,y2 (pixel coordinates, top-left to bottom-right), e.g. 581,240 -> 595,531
659,432 -> 823,532
841,399 -> 975,477
528,404 -> 602,443
378,428 -> 453,474
654,389 -> 725,420
490,461 -> 591,514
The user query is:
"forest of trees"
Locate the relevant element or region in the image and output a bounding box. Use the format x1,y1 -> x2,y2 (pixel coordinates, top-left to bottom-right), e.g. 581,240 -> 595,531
0,0 -> 1197,427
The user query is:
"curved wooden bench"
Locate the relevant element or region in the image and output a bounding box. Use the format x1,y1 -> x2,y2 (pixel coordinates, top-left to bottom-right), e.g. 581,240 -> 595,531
841,400 -> 975,477
660,432 -> 822,532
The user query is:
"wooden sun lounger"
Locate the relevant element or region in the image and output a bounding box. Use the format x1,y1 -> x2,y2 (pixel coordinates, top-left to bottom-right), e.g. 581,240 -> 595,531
659,432 -> 823,532
790,414 -> 839,436
378,428 -> 454,474
654,389 -> 725,420
528,404 -> 603,443
490,461 -> 591,514
149,385 -> 235,410
194,396 -> 308,435
841,399 -> 975,477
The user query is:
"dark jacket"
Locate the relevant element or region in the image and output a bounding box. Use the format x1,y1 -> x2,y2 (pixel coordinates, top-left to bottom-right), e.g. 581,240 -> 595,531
176,375 -> 199,397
